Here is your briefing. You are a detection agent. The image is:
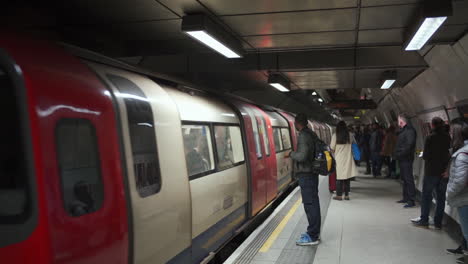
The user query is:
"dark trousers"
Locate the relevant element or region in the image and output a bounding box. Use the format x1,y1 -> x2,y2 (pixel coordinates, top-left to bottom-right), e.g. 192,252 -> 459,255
371,152 -> 383,176
364,157 -> 371,173
298,173 -> 321,240
383,157 -> 396,177
336,179 -> 350,196
400,160 -> 416,203
420,175 -> 448,225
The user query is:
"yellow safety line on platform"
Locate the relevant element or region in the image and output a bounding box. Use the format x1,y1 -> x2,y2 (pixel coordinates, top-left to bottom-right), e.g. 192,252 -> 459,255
259,197 -> 302,253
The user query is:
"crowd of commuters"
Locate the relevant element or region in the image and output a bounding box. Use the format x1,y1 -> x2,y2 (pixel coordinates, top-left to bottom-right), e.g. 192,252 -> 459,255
287,112 -> 468,263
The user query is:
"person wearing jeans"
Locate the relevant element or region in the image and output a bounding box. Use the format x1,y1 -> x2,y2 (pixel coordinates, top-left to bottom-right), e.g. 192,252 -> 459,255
446,120 -> 468,264
286,113 -> 321,246
394,113 -> 417,208
412,117 -> 451,229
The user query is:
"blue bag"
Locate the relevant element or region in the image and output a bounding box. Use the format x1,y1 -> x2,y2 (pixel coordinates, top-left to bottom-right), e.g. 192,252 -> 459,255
351,135 -> 361,161
352,143 -> 361,161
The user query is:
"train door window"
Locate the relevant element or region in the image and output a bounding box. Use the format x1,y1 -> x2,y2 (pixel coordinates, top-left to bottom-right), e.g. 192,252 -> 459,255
182,124 -> 215,177
280,128 -> 292,150
56,119 -> 104,217
107,74 -> 161,197
214,125 -> 245,170
259,118 -> 270,156
273,128 -> 283,152
247,112 -> 262,159
0,68 -> 29,225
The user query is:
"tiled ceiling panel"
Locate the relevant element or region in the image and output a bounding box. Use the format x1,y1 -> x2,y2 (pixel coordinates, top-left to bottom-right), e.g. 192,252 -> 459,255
245,31 -> 356,49
62,0 -> 178,24
200,0 -> 357,15
359,5 -> 418,30
358,28 -> 404,45
284,70 -> 355,89
361,0 -> 421,7
156,0 -> 204,17
222,9 -> 357,36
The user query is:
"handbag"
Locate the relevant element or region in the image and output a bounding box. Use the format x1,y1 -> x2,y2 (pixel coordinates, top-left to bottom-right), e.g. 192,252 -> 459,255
351,135 -> 361,161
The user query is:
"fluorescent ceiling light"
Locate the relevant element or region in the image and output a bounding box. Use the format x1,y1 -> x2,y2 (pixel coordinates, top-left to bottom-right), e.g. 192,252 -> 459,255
405,17 -> 447,51
318,98 -> 324,103
270,83 -> 289,92
312,91 -> 317,96
381,79 -> 396,89
186,31 -> 241,58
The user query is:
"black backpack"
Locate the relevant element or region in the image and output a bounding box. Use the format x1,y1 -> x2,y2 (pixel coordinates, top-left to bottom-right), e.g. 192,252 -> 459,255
311,138 -> 335,176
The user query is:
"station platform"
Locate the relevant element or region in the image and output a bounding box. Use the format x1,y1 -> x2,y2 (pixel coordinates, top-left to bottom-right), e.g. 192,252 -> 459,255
224,169 -> 459,264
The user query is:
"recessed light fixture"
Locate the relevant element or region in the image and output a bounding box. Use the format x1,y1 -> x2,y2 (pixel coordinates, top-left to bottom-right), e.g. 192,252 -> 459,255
182,14 -> 243,58
312,91 -> 317,96
268,73 -> 290,92
404,0 -> 452,51
380,70 -> 397,89
318,98 -> 324,103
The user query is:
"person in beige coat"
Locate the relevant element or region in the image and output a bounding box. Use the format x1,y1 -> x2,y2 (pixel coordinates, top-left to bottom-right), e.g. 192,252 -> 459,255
331,121 -> 358,200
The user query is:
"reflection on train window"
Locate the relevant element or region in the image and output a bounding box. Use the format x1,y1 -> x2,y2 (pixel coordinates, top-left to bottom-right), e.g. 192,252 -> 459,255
56,119 -> 104,217
281,128 -> 292,150
251,116 -> 262,159
107,74 -> 161,197
182,125 -> 215,176
0,70 -> 29,224
214,126 -> 245,170
259,118 -> 270,156
273,128 -> 283,152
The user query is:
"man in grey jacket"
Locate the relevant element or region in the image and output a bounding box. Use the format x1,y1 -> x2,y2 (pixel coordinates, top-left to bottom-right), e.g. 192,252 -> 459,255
447,123 -> 468,264
285,113 -> 320,246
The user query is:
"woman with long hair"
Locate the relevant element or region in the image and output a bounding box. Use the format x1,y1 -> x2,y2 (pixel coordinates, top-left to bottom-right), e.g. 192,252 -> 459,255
331,121 -> 358,200
446,119 -> 468,263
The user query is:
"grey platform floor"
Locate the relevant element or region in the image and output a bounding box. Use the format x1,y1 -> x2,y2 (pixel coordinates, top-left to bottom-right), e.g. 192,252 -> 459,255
225,167 -> 461,264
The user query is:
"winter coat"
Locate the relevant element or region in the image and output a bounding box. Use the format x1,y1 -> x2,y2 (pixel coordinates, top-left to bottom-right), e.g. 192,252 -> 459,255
370,130 -> 383,153
381,132 -> 397,157
331,133 -> 358,180
423,129 -> 451,177
291,127 -> 317,174
446,141 -> 468,208
359,132 -> 371,160
394,124 -> 417,161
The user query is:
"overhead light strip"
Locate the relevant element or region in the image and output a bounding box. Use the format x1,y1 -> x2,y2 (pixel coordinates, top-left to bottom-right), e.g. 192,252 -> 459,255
270,83 -> 289,92
186,31 -> 241,58
405,17 -> 447,51
381,79 -> 396,89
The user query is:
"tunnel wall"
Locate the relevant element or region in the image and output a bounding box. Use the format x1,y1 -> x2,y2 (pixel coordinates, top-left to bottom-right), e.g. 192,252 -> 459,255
364,33 -> 468,223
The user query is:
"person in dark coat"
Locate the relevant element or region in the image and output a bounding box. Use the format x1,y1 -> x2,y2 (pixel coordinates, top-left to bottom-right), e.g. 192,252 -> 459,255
359,125 -> 372,174
370,122 -> 384,177
394,113 -> 417,208
412,117 -> 451,228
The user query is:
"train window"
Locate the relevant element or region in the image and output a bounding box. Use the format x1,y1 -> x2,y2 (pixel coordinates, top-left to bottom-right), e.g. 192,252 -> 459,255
56,119 -> 104,217
182,124 -> 215,177
281,128 -> 292,150
107,74 -> 161,197
0,69 -> 29,224
214,125 -> 245,170
251,117 -> 262,159
273,128 -> 283,152
260,118 -> 271,156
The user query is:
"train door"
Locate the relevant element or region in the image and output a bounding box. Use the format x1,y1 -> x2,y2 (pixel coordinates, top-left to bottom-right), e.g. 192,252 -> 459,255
15,43 -> 130,263
88,64 -> 191,263
255,107 -> 277,203
279,112 -> 298,151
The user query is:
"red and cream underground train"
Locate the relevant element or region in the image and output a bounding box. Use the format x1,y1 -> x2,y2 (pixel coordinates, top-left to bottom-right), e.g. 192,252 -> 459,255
0,34 -> 332,264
